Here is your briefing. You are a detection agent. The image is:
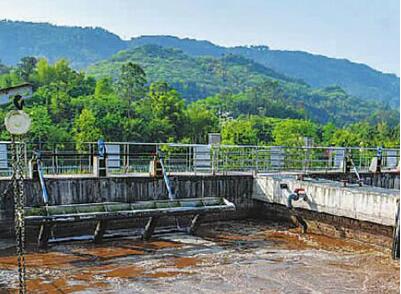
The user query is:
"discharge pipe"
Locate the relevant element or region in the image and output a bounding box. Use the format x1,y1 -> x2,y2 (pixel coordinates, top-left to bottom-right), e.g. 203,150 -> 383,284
156,147 -> 176,201
32,150 -> 49,206
280,184 -> 308,209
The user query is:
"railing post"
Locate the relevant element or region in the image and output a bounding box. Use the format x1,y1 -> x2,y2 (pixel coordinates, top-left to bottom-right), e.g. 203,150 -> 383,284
23,142 -> 28,177
211,145 -> 215,176
125,143 -> 129,174
255,146 -> 259,175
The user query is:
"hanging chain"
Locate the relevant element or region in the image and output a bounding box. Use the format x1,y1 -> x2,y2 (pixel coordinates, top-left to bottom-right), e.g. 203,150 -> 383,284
11,136 -> 27,294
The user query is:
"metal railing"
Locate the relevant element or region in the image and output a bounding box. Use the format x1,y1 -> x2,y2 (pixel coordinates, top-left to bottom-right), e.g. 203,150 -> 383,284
0,141 -> 399,177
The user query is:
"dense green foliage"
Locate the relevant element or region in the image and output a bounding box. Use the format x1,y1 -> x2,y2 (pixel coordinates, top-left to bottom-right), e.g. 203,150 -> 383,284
129,36 -> 400,107
0,57 -> 398,149
88,45 -> 399,126
0,21 -> 399,107
88,45 -> 297,101
0,20 -> 125,68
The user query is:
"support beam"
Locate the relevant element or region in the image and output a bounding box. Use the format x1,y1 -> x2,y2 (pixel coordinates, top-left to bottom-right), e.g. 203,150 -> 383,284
38,224 -> 52,249
392,202 -> 400,260
142,217 -> 159,241
189,214 -> 204,235
94,220 -> 107,243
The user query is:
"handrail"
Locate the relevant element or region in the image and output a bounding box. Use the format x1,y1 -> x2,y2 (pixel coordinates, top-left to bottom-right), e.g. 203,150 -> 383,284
0,142 -> 399,177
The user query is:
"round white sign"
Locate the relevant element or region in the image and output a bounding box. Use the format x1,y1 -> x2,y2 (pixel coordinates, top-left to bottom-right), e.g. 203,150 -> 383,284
5,110 -> 31,135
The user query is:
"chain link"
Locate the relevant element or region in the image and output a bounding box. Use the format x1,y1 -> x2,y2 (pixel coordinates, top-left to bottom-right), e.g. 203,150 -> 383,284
11,136 -> 27,294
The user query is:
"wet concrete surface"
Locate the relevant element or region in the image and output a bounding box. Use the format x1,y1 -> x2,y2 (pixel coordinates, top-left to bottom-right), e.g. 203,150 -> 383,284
0,220 -> 399,293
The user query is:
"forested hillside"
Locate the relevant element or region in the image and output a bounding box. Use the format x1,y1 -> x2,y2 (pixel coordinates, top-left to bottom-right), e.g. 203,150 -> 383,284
0,21 -> 398,107
88,45 -> 398,126
88,45 -> 299,101
129,36 -> 400,107
0,20 -> 125,68
0,57 -> 398,148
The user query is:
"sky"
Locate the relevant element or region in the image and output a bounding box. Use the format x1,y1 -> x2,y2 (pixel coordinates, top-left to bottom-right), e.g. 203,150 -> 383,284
0,0 -> 399,75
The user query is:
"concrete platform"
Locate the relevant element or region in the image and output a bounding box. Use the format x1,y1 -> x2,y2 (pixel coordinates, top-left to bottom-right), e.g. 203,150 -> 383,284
253,175 -> 399,226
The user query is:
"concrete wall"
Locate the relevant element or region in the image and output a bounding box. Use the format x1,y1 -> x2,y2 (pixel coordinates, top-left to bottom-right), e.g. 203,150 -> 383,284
254,201 -> 395,248
1,173 -> 398,246
253,174 -> 400,248
0,175 -> 254,237
253,175 -> 399,226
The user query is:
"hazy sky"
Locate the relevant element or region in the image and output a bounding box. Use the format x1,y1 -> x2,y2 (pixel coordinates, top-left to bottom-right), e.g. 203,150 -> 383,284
0,0 -> 399,74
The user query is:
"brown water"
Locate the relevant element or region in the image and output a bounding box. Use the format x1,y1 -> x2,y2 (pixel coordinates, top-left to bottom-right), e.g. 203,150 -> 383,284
0,220 -> 399,293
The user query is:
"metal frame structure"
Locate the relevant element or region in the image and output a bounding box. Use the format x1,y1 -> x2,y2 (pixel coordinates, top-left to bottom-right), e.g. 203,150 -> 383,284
25,146 -> 236,248
0,141 -> 398,177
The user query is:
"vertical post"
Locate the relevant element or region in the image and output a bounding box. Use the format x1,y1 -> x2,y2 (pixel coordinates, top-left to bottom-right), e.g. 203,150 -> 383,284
189,214 -> 204,235
52,144 -> 55,175
38,224 -> 52,249
392,200 -> 400,260
125,143 -> 130,174
194,146 -> 197,176
88,143 -> 92,175
94,220 -> 107,243
255,146 -> 259,175
211,145 -> 215,176
142,217 -> 159,240
23,143 -> 28,178
189,145 -> 192,173
215,145 -> 219,174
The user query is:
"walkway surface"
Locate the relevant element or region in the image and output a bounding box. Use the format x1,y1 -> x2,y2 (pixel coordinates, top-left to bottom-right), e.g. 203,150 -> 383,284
0,220 -> 399,293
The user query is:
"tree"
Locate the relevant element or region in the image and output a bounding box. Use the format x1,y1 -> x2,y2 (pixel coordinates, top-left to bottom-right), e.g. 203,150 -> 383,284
250,116 -> 279,144
50,89 -> 73,123
95,78 -> 113,97
185,103 -> 218,143
17,56 -> 37,81
0,70 -> 22,88
115,62 -> 147,117
27,106 -> 71,145
136,82 -> 186,142
273,119 -> 318,146
221,119 -> 258,145
329,129 -> 360,147
322,122 -> 337,145
31,58 -> 54,86
73,108 -> 102,151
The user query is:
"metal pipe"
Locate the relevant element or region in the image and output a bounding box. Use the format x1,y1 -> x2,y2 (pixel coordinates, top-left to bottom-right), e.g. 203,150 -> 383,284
287,192 -> 299,209
157,148 -> 175,200
280,184 -> 308,209
33,151 -> 49,205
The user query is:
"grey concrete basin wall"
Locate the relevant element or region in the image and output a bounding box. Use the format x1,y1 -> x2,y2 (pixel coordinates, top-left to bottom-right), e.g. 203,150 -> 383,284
0,175 -> 255,237
253,175 -> 399,226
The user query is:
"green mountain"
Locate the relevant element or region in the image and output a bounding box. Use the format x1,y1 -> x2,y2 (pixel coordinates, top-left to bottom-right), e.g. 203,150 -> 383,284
0,21 -> 398,107
88,45 -> 398,126
0,20 -> 125,68
88,44 -> 301,101
129,36 -> 400,107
